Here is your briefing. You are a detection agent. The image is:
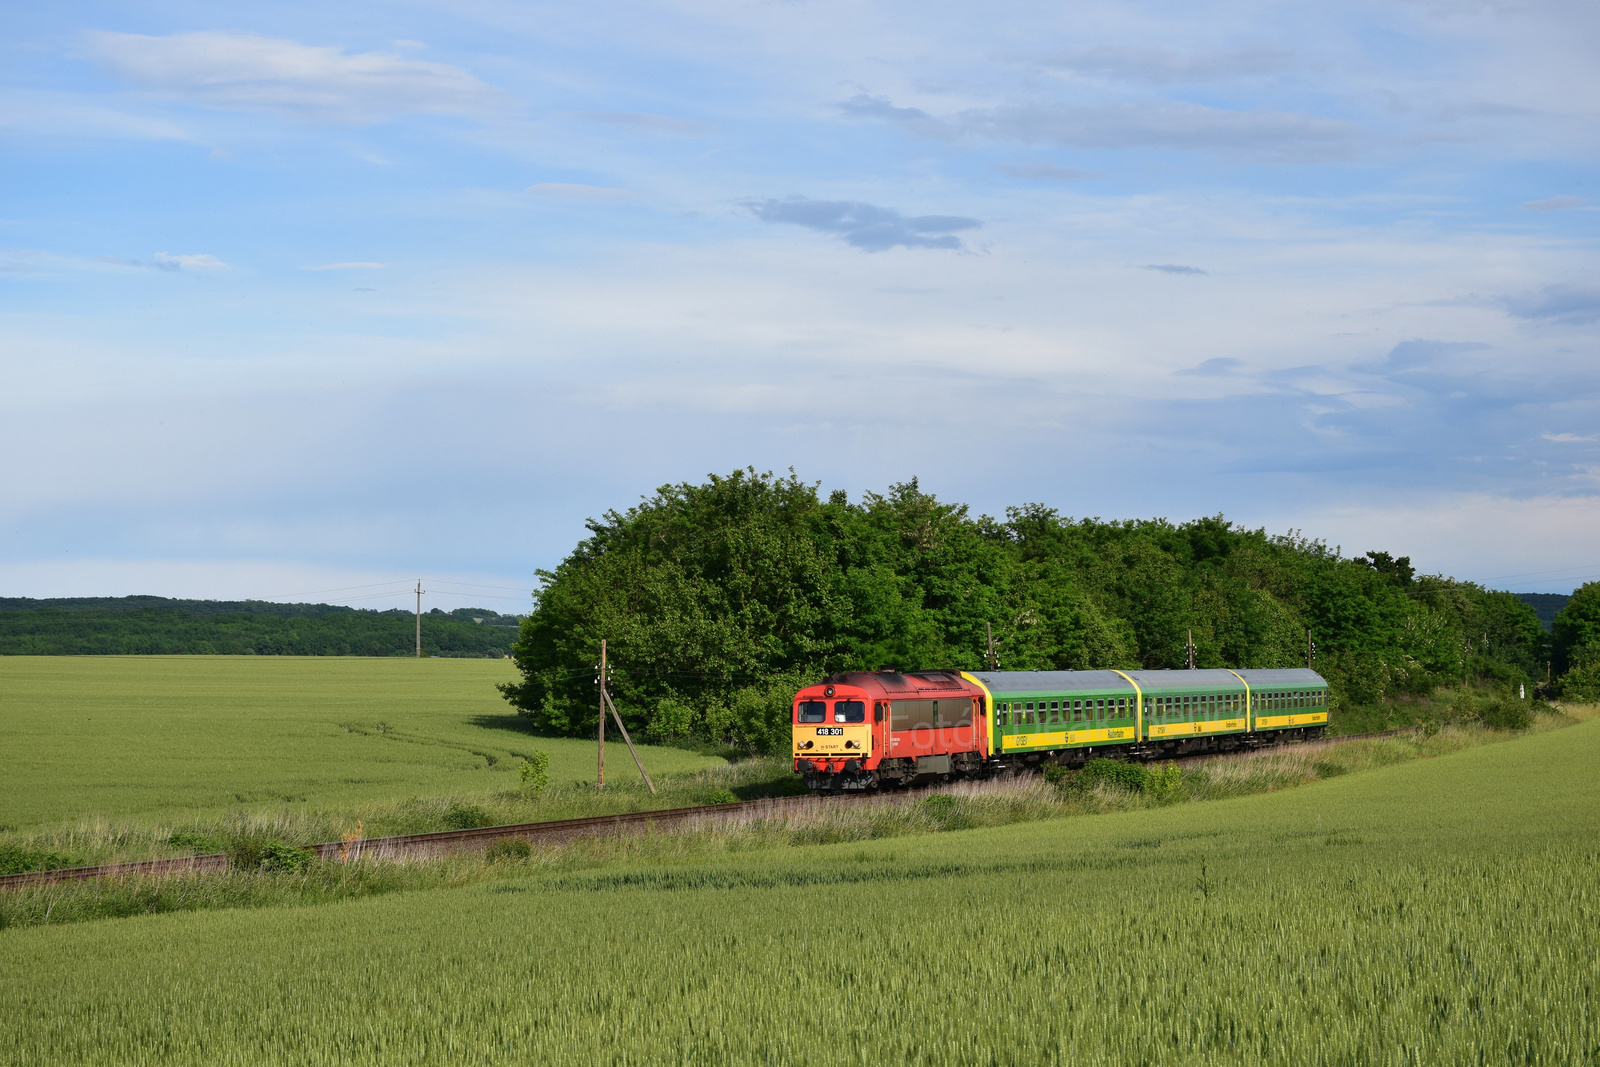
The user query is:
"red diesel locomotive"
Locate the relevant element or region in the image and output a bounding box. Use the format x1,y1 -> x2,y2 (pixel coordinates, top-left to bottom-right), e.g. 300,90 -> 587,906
791,670 -> 987,791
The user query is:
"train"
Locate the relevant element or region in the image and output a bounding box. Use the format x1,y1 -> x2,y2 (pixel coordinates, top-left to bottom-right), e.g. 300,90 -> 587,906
791,667 -> 1328,791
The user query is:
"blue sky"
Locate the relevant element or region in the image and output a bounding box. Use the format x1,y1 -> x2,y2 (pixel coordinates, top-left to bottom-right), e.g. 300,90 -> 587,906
3,0 -> 1598,611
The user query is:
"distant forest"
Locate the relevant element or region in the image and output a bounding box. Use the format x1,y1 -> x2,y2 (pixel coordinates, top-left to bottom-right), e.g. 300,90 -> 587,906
501,470 -> 1596,752
0,598 -> 521,657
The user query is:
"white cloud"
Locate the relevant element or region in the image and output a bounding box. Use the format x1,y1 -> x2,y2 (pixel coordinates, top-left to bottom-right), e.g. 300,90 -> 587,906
302,262 -> 385,270
841,95 -> 1360,164
1037,45 -> 1292,85
1520,195 -> 1586,211
153,252 -> 228,270
86,31 -> 497,124
1543,432 -> 1597,443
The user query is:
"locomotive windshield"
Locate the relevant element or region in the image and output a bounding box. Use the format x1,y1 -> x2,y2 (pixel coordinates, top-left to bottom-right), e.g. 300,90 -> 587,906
833,701 -> 866,723
797,701 -> 827,723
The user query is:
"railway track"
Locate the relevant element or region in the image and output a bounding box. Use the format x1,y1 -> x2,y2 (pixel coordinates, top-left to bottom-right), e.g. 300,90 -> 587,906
1,726 -> 1414,890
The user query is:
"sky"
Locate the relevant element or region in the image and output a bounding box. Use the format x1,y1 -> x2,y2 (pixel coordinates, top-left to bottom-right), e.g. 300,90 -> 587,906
3,0 -> 1598,613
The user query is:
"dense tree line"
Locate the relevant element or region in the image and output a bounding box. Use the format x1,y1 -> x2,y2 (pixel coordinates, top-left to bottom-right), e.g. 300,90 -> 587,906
0,602 -> 519,657
503,469 -> 1554,751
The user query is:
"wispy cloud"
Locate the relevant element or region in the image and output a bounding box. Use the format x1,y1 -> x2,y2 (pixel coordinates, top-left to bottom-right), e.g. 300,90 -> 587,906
1141,263 -> 1207,275
1520,195 -> 1585,211
1500,285 -> 1600,325
992,163 -> 1097,181
1037,45 -> 1291,84
152,252 -> 228,271
527,183 -> 632,200
745,197 -> 980,252
840,94 -> 1359,163
1175,357 -> 1243,376
302,261 -> 384,271
1543,432 -> 1597,443
577,111 -> 707,136
86,31 -> 496,124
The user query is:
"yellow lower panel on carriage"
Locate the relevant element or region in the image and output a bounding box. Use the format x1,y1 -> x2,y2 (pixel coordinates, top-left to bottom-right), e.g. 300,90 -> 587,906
1252,712 -> 1328,730
1001,731 -> 1067,751
1148,719 -> 1247,738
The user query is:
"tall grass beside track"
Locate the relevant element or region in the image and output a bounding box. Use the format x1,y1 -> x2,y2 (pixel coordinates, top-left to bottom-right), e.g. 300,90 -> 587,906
3,715 -> 1597,1064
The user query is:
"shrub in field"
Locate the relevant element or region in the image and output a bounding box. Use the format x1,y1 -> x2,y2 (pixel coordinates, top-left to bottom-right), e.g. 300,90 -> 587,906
518,752 -> 551,798
1082,758 -> 1150,792
442,804 -> 495,830
168,831 -> 227,854
1481,694 -> 1533,732
484,839 -> 532,863
227,837 -> 314,872
705,789 -> 739,805
647,699 -> 696,742
0,843 -> 77,875
259,842 -> 316,873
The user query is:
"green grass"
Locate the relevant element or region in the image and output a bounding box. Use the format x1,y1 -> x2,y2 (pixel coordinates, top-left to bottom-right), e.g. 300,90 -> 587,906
4,718 -> 1598,1064
0,656 -> 724,833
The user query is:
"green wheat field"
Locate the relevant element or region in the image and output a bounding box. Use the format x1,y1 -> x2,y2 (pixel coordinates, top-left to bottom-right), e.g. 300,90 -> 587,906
2,657 -> 1596,1065
0,656 -> 722,830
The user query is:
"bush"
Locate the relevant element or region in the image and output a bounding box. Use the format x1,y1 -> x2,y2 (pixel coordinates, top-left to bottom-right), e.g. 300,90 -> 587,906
485,839 -> 532,863
1481,695 -> 1533,732
705,789 -> 739,805
227,837 -> 315,872
1082,758 -> 1150,792
518,752 -> 550,798
168,831 -> 227,854
647,699 -> 696,742
442,804 -> 495,830
1557,661 -> 1600,703
0,844 -> 77,876
260,842 -> 316,873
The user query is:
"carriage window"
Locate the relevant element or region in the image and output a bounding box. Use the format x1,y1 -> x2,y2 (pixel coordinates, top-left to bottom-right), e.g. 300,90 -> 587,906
875,702 -> 885,722
834,701 -> 866,723
798,701 -> 826,723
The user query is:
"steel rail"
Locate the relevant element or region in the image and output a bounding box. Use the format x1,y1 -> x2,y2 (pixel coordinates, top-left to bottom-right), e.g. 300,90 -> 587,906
0,726 -> 1412,890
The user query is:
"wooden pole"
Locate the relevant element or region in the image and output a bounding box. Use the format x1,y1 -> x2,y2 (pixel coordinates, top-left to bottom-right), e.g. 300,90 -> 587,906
597,639 -> 606,789
414,580 -> 424,657
602,689 -> 657,794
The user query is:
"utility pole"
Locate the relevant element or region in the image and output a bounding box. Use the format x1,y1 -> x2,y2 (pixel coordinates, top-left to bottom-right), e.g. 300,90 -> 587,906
1306,630 -> 1315,669
414,580 -> 425,658
986,622 -> 997,671
1186,629 -> 1196,670
597,639 -> 606,789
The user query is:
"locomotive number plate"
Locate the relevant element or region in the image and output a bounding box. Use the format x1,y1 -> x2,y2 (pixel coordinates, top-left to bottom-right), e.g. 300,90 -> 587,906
816,727 -> 844,736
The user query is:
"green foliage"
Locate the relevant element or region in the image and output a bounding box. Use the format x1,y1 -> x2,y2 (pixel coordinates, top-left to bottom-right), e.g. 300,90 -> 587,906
1481,694 -> 1534,732
167,832 -> 227,854
225,837 -> 315,872
0,843 -> 78,876
484,839 -> 532,863
517,752 -> 550,798
441,804 -> 495,830
502,470 -> 1547,750
1553,582 -> 1600,695
704,789 -> 739,805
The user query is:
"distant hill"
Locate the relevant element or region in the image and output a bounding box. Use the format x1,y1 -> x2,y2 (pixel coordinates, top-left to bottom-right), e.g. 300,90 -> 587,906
1513,593 -> 1570,632
0,597 -> 523,657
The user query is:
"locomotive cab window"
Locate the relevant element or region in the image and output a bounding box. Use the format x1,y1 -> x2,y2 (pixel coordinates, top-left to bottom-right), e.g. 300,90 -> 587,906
798,701 -> 826,723
834,701 -> 866,723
